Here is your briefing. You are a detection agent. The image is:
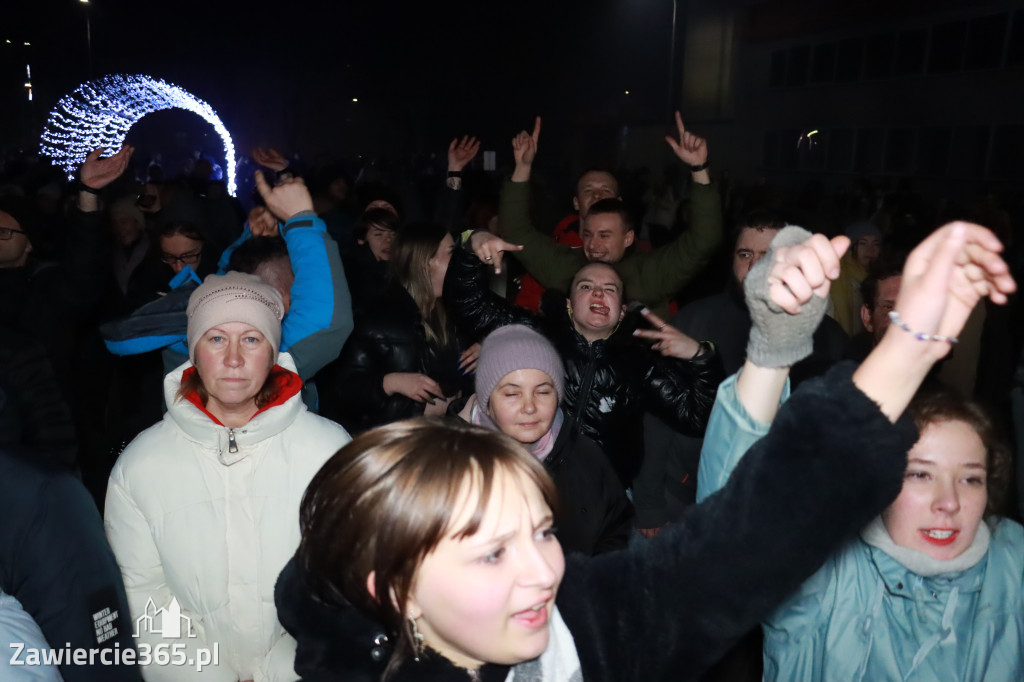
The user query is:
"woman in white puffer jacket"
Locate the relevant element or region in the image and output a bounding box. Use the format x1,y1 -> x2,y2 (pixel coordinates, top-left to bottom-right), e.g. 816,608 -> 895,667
105,271 -> 350,682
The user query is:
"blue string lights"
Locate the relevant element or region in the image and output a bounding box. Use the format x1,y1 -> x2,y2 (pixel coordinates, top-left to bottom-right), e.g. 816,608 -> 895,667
39,74 -> 237,195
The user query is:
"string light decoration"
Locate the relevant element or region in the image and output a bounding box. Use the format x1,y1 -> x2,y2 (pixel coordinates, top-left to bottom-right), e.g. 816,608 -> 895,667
39,74 -> 238,195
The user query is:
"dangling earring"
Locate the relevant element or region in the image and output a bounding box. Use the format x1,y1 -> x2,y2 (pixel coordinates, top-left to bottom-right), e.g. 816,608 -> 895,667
409,618 -> 425,661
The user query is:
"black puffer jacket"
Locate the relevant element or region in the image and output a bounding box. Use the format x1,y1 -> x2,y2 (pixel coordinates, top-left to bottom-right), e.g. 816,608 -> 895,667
444,247 -> 723,484
323,280 -> 468,433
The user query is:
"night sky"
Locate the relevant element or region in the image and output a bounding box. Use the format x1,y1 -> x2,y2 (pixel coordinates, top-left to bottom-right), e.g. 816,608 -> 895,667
6,0 -> 680,166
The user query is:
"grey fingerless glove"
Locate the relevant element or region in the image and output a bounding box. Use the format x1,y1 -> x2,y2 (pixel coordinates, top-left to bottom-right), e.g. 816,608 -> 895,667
744,226 -> 828,368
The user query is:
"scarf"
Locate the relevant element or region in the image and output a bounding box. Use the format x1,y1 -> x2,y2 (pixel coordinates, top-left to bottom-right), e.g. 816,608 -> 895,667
469,396 -> 564,461
859,515 -> 990,577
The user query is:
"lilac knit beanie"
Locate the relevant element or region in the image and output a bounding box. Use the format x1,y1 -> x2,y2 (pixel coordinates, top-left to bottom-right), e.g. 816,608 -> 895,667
475,325 -> 565,409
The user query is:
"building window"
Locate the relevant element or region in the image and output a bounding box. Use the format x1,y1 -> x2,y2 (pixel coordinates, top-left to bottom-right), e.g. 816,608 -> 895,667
855,128 -> 885,173
895,29 -> 927,76
835,38 -> 864,82
928,21 -> 967,73
769,50 -> 787,87
884,128 -> 916,174
918,127 -> 952,177
763,130 -> 780,168
964,14 -> 1007,70
827,129 -> 855,172
990,125 -> 1024,180
1008,9 -> 1024,67
786,45 -> 811,86
949,125 -> 990,178
811,43 -> 836,83
865,34 -> 895,79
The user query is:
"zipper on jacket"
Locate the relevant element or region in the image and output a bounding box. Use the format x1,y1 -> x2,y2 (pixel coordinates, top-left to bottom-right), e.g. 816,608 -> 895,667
227,428 -> 238,453
571,344 -> 598,438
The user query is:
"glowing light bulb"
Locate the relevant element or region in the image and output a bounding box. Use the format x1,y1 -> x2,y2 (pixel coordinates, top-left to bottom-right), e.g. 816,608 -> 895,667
39,74 -> 238,195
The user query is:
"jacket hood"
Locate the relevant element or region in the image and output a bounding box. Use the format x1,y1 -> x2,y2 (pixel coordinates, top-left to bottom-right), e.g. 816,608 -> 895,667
163,352 -> 304,465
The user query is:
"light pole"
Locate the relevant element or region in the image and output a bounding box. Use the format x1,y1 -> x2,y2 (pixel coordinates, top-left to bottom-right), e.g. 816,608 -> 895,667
80,0 -> 92,77
666,0 -> 678,120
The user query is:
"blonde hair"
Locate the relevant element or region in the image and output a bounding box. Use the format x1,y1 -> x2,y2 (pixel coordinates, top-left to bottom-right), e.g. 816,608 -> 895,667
390,222 -> 452,347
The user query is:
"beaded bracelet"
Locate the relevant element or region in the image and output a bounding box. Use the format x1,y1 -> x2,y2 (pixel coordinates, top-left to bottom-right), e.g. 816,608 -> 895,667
888,311 -> 958,345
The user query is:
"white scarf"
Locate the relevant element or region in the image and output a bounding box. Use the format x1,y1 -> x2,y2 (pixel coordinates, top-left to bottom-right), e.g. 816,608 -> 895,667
507,607 -> 582,682
859,516 -> 990,577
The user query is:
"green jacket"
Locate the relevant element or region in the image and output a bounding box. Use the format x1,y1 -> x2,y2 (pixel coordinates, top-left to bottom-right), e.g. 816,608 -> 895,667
498,180 -> 723,318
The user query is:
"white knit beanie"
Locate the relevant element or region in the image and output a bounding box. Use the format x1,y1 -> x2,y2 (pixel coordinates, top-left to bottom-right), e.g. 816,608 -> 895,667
186,271 -> 285,362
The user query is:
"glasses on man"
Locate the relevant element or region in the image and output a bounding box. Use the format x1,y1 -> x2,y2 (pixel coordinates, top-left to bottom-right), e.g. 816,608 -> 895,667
0,227 -> 26,241
160,249 -> 203,265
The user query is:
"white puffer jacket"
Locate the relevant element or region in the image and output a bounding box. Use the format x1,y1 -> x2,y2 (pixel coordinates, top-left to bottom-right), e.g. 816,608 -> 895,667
105,353 -> 350,682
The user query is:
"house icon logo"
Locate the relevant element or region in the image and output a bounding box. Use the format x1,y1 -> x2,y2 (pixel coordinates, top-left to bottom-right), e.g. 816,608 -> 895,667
133,597 -> 197,639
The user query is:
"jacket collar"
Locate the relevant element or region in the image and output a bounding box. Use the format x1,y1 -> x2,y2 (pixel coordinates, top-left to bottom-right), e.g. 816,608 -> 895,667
860,517 -> 989,598
163,352 -> 304,466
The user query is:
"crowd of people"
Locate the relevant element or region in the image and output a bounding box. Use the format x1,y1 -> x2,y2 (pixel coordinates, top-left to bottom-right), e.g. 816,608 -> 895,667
0,111 -> 1022,682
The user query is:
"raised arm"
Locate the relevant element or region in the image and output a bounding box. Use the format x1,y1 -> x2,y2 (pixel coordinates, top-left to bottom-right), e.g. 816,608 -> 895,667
852,221 -> 1014,420
475,117 -> 582,285
626,114 -> 723,304
437,135 -> 480,233
442,244 -> 533,341
698,227 -> 847,501
254,171 -> 354,380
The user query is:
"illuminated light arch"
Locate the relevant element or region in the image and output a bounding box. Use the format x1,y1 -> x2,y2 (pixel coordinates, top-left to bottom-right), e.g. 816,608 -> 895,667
40,74 -> 237,195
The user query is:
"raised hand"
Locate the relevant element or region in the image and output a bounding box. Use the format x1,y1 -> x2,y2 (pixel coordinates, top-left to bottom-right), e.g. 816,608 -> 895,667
252,147 -> 289,172
80,146 -> 135,190
744,227 -> 848,369
383,372 -> 444,404
447,135 -> 480,172
469,230 -> 524,275
247,206 -> 279,238
764,232 -> 848,314
633,308 -> 701,359
664,112 -> 708,168
254,171 -> 314,223
883,222 -> 1014,363
512,116 -> 541,167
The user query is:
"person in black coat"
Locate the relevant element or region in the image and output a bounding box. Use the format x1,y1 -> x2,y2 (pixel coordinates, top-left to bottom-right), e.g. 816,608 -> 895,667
324,222 -> 477,433
0,392 -> 140,682
443,244 -> 722,486
452,324 -> 632,555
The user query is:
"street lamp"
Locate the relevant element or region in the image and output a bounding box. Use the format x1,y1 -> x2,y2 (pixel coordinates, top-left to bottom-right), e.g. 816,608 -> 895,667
80,0 -> 92,77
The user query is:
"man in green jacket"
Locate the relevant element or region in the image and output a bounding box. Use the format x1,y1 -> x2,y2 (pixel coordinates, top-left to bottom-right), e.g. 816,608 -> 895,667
470,113 -> 723,318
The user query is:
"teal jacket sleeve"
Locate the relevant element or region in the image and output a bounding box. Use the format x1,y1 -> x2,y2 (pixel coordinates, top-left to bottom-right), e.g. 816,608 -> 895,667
279,212 -> 353,380
696,370 -> 790,503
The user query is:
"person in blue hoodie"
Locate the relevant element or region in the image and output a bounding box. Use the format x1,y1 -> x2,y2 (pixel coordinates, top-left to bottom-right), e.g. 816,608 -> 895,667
101,171 -> 353,411
698,223 -> 1022,681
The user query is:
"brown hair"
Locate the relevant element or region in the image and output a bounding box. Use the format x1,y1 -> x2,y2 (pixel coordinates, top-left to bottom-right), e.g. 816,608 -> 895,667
584,198 -> 634,234
908,386 -> 1012,517
298,418 -> 560,678
176,366 -> 279,411
390,222 -> 452,347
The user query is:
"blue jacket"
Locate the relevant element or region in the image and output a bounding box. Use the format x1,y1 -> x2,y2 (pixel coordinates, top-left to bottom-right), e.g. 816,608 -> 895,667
699,371 -> 1024,682
102,213 -> 353,407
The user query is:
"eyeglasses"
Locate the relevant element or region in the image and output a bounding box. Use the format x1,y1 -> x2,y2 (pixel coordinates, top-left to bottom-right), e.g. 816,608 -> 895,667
160,249 -> 202,265
0,227 -> 26,241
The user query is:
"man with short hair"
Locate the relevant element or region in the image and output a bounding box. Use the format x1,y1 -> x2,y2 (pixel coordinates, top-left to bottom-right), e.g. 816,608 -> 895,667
632,212 -> 849,533
472,114 -> 723,318
849,263 -> 903,361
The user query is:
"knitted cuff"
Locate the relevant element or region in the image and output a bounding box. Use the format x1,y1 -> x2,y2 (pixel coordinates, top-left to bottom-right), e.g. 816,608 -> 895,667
744,226 -> 826,368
